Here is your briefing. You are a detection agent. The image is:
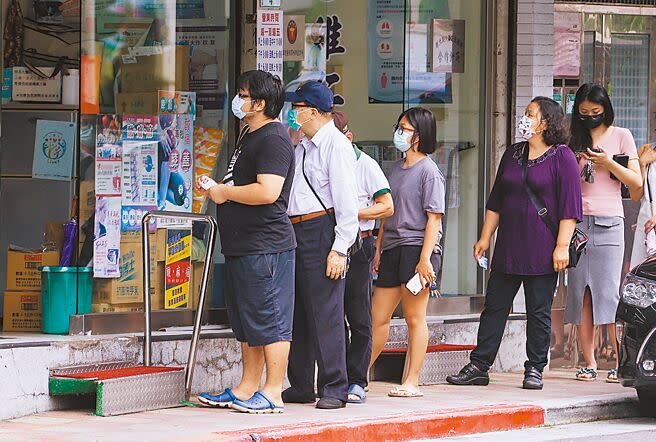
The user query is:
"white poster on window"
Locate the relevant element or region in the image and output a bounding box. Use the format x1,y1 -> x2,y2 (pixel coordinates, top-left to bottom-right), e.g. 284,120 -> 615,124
94,196 -> 121,278
284,15 -> 305,61
432,19 -> 465,74
257,9 -> 284,80
303,23 -> 327,72
554,13 -> 582,78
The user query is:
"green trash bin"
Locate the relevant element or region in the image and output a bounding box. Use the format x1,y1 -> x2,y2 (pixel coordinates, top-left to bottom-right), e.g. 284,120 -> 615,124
40,266 -> 93,334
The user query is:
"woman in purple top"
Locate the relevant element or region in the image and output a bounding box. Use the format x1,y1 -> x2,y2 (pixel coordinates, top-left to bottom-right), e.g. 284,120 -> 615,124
447,97 -> 582,390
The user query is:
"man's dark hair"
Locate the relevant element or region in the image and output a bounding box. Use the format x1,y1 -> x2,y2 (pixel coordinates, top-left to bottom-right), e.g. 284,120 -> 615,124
569,83 -> 615,152
531,96 -> 569,146
396,107 -> 437,154
237,70 -> 285,118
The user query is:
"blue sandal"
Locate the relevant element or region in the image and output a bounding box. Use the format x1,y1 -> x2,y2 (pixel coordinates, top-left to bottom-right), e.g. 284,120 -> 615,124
231,391 -> 285,414
198,388 -> 237,407
347,384 -> 367,404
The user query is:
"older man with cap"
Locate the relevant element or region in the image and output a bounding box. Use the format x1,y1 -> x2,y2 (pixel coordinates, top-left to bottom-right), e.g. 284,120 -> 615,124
283,81 -> 359,409
332,111 -> 394,404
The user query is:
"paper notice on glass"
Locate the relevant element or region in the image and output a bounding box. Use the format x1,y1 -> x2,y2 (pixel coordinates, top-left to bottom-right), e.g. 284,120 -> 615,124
553,13 -> 582,77
121,141 -> 158,206
32,120 -> 76,181
96,160 -> 122,196
165,229 -> 192,309
122,115 -> 159,141
304,23 -> 327,72
121,205 -> 157,232
432,20 -> 465,74
406,23 -> 428,73
257,9 -> 284,79
158,90 -> 197,120
94,196 -> 122,278
96,114 -> 123,196
176,27 -> 226,111
284,15 -> 304,61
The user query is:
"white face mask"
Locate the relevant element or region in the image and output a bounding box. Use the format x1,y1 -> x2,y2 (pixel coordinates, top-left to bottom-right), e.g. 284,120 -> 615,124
517,115 -> 536,141
393,128 -> 413,152
231,95 -> 252,120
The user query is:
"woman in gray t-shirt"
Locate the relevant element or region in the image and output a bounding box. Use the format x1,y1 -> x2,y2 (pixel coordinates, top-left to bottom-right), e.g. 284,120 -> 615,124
369,107 -> 446,398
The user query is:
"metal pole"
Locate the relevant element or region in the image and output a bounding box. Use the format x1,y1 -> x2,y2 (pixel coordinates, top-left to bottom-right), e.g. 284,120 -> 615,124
140,210 -> 217,398
184,216 -> 217,399
142,213 -> 153,366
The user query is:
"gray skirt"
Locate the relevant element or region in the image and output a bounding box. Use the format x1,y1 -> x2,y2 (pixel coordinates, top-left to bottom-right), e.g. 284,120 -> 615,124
564,215 -> 624,325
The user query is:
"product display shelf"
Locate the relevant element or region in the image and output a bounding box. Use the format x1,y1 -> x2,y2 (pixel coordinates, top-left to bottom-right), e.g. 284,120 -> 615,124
1,103 -> 80,112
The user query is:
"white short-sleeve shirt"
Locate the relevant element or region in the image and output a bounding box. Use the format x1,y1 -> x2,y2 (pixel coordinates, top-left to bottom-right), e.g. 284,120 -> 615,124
355,147 -> 391,231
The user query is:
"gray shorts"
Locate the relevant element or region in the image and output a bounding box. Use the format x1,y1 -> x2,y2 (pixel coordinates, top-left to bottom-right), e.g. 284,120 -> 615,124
224,250 -> 295,346
565,215 -> 623,325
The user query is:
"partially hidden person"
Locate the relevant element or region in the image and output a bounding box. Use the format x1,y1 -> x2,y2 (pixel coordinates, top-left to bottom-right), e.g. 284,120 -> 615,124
332,111 -> 394,404
629,141 -> 656,268
197,70 -> 296,414
565,83 -> 642,383
447,97 -> 582,390
283,81 -> 359,410
369,107 -> 445,398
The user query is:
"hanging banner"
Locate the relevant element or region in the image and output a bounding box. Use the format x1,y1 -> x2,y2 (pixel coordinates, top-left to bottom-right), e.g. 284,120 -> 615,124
257,9 -> 284,80
32,120 -> 76,181
94,196 -> 121,278
303,23 -> 327,72
165,229 -> 192,309
432,19 -> 465,74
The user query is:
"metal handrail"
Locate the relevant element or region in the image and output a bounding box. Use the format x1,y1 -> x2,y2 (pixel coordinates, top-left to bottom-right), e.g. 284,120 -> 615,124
141,210 -> 218,399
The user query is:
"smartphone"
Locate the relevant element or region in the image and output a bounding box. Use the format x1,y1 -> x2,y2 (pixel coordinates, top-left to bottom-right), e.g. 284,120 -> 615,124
406,273 -> 428,296
477,256 -> 489,270
199,175 -> 218,190
610,154 -> 629,181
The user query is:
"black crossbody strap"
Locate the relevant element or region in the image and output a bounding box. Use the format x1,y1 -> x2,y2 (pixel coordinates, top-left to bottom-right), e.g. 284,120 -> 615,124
521,143 -> 560,239
301,147 -> 337,223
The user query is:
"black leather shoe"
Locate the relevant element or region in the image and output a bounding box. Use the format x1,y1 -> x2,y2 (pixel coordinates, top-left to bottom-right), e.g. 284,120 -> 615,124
316,397 -> 346,409
282,387 -> 316,404
446,363 -> 490,386
523,367 -> 543,390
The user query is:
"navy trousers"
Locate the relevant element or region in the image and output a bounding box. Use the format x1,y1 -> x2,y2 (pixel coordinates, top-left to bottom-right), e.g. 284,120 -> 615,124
344,235 -> 376,389
288,214 -> 348,402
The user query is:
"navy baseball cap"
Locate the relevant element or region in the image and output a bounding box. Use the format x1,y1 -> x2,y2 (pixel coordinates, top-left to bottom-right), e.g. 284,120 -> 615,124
285,81 -> 334,113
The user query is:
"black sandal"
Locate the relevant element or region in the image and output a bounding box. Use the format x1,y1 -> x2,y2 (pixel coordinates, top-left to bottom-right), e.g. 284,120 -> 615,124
575,367 -> 597,381
607,369 -> 619,383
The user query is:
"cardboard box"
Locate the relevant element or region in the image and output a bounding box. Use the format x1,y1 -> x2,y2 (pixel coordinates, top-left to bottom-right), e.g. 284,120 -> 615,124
92,303 -> 143,313
3,291 -> 41,331
5,250 -> 60,291
92,240 -> 158,304
79,181 -> 95,224
120,46 -> 190,94
156,260 -> 208,310
115,92 -> 159,115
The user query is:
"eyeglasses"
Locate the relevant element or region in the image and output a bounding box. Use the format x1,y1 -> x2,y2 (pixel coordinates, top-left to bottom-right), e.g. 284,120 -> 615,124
291,104 -> 313,109
238,93 -> 251,99
394,124 -> 415,134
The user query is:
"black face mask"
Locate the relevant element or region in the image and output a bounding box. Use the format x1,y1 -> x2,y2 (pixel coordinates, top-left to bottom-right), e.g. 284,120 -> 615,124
578,114 -> 605,130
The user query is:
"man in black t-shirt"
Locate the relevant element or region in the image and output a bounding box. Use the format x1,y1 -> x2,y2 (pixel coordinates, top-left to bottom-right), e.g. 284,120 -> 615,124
196,70 -> 295,415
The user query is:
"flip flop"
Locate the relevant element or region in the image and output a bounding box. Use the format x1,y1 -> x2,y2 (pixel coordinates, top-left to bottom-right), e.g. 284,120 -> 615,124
388,386 -> 424,398
198,388 -> 237,407
575,367 -> 597,382
347,384 -> 366,404
230,391 -> 285,414
607,369 -> 620,384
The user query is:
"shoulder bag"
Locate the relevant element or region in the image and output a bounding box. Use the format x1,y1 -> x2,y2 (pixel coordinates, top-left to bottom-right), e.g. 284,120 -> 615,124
521,143 -> 588,269
301,147 -> 363,255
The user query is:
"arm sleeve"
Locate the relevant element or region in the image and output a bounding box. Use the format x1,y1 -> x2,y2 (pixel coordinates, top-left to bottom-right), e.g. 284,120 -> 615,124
422,169 -> 446,214
486,153 -> 508,213
556,147 -> 583,222
255,134 -> 294,177
329,142 -> 359,254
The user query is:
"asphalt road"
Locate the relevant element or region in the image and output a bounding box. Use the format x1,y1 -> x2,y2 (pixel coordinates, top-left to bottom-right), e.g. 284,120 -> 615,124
422,418 -> 656,441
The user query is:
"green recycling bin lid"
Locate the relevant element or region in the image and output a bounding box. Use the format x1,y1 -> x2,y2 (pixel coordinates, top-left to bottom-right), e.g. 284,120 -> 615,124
39,266 -> 93,273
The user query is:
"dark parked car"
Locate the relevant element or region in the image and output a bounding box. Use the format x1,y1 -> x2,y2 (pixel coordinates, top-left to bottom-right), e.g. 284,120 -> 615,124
616,256 -> 656,416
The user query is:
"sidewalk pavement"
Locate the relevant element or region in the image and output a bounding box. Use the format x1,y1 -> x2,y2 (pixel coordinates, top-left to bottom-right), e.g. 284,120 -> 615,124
0,369 -> 640,442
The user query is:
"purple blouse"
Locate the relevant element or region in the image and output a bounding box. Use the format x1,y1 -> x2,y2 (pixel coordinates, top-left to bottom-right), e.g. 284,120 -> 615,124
487,143 -> 582,275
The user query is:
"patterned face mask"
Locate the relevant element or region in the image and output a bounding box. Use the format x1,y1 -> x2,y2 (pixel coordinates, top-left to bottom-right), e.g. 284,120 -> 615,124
517,115 -> 537,141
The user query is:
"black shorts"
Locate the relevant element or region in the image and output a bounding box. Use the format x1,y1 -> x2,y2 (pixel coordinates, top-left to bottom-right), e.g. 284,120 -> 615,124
376,245 -> 442,288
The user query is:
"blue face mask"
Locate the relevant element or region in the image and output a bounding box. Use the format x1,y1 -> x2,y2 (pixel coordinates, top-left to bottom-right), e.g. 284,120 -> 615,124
393,128 -> 413,152
287,108 -> 311,131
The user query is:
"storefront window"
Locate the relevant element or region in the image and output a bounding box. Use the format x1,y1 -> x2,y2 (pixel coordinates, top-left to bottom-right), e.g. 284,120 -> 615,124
281,0 -> 487,300
78,1 -> 234,314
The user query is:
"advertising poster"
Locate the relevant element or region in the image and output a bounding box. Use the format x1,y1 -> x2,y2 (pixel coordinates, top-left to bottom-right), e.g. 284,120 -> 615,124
95,115 -> 122,197
284,15 -> 304,61
94,196 -> 121,278
158,114 -> 194,214
554,12 -> 582,77
32,120 -> 76,181
256,9 -> 284,79
165,229 -> 192,309
121,141 -> 158,206
158,90 -> 197,119
367,0 -> 452,104
303,23 -> 327,72
432,19 -> 465,74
